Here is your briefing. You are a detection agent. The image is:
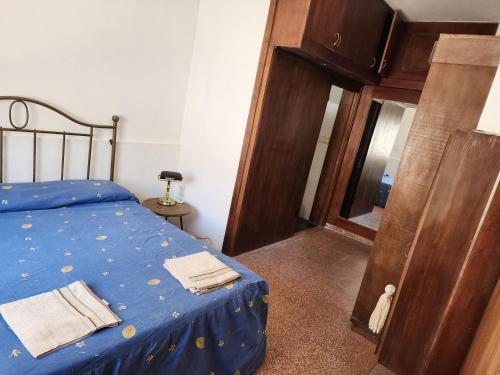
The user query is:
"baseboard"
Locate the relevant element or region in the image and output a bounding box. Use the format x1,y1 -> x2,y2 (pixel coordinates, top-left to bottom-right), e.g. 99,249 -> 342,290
351,316 -> 379,343
325,223 -> 374,247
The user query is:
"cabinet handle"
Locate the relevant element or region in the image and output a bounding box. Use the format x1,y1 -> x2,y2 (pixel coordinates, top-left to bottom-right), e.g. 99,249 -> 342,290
370,57 -> 377,68
333,32 -> 341,47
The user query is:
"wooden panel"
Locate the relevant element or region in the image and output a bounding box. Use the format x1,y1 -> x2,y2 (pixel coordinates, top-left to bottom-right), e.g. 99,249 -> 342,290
271,0 -> 311,47
309,91 -> 360,226
349,101 -> 404,217
351,35 -> 499,336
352,0 -> 392,70
379,131 -> 500,374
380,22 -> 498,87
304,0 -> 353,59
331,216 -> 377,241
225,49 -> 332,255
461,279 -> 500,375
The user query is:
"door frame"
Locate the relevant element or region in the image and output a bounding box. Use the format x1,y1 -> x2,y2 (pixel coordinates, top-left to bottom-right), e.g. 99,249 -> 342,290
315,85 -> 421,240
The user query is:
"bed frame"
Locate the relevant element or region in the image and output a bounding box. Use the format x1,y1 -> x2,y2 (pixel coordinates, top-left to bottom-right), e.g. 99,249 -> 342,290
0,96 -> 119,183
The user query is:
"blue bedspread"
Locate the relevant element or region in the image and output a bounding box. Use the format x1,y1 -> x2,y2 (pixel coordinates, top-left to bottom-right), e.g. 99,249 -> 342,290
0,180 -> 268,375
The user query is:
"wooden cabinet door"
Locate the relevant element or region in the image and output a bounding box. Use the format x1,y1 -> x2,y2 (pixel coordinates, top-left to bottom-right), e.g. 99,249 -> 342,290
305,0 -> 390,69
304,0 -> 357,61
352,0 -> 391,70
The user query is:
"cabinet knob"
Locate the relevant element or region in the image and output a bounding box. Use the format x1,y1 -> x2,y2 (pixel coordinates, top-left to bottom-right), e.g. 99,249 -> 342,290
370,57 -> 377,68
333,32 -> 342,47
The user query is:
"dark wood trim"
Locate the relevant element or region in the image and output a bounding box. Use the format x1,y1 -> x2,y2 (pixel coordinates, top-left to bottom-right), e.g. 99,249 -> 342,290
379,77 -> 425,91
331,216 -> 377,241
309,90 -> 360,226
351,315 -> 378,343
222,0 -> 278,256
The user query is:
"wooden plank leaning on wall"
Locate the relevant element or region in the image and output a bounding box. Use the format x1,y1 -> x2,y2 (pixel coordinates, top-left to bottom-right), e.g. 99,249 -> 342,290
378,131 -> 500,374
350,34 -> 500,338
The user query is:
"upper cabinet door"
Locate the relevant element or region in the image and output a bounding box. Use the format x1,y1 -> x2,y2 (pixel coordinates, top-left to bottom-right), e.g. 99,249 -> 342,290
303,0 -> 391,68
271,0 -> 396,84
351,0 -> 392,70
304,0 -> 356,61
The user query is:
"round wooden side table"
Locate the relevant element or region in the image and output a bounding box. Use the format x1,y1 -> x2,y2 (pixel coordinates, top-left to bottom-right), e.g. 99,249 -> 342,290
142,198 -> 192,230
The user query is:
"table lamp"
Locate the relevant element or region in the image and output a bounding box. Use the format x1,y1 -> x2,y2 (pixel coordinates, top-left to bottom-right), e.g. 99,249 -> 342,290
158,171 -> 183,206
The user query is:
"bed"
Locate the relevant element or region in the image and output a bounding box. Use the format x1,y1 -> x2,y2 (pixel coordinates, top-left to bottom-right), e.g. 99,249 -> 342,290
0,98 -> 268,375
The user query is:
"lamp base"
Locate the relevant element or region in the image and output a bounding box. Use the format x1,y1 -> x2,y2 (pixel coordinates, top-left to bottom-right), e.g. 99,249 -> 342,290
158,196 -> 176,206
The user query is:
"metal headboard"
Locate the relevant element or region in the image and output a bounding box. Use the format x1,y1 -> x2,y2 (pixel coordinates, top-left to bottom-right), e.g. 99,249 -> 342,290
0,96 -> 119,182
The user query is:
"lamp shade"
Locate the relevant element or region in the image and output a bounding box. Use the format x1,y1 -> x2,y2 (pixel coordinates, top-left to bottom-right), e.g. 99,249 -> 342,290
159,171 -> 183,181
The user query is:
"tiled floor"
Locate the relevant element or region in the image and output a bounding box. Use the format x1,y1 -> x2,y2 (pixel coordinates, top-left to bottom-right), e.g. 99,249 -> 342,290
349,206 -> 384,231
236,227 -> 391,375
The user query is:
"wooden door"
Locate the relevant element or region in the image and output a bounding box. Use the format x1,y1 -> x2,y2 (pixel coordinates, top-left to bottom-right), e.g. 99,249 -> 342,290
347,101 -> 404,218
305,0 -> 355,60
352,0 -> 392,70
378,131 -> 500,374
223,49 -> 332,255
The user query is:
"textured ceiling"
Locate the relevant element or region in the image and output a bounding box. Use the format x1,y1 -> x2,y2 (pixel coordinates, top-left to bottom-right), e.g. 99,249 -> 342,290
385,0 -> 500,23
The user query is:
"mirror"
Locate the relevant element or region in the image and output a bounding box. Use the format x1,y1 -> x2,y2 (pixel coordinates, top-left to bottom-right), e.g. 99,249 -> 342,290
340,99 -> 417,231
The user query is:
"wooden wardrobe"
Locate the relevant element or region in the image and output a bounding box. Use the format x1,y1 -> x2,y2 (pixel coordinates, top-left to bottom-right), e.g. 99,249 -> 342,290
350,34 -> 500,339
223,0 -> 497,257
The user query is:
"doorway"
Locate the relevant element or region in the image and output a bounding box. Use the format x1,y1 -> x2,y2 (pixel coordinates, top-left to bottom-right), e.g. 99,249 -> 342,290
297,85 -> 344,232
340,100 -> 416,231
320,86 -> 421,241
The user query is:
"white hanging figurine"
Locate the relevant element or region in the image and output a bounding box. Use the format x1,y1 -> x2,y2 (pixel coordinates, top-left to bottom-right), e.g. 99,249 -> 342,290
369,284 -> 396,334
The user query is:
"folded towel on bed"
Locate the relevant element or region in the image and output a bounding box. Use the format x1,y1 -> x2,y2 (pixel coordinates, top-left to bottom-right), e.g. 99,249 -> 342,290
0,280 -> 121,358
164,251 -> 240,295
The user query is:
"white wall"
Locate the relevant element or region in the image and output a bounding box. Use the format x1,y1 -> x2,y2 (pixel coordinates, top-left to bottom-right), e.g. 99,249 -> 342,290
385,106 -> 417,177
0,0 -> 199,199
477,67 -> 500,134
178,0 -> 270,249
300,86 -> 343,219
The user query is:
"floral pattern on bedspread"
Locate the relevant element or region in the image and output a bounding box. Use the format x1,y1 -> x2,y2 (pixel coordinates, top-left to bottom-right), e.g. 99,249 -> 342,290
0,181 -> 268,375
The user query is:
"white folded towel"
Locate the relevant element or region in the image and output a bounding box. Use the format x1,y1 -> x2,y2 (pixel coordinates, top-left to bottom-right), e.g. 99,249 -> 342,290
0,280 -> 121,358
164,251 -> 240,295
